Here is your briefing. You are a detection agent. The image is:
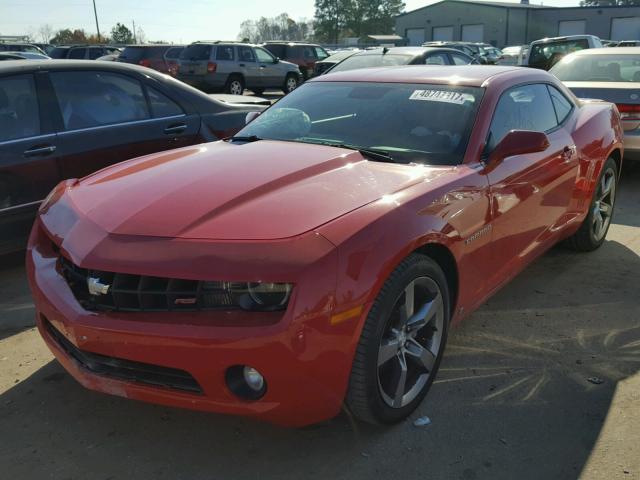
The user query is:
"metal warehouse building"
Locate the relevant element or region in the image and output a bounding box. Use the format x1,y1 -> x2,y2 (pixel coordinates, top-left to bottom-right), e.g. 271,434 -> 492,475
395,0 -> 640,48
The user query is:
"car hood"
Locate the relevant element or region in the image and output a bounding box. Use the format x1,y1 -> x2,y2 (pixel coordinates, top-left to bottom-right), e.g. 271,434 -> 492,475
62,140 -> 440,241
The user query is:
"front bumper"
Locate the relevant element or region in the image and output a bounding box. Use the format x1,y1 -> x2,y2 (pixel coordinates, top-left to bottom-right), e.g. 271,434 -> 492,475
27,213 -> 354,427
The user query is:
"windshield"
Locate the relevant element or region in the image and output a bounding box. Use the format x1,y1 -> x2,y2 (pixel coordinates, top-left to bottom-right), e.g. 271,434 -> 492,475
551,54 -> 640,82
331,54 -> 413,72
529,39 -> 588,68
180,44 -> 212,60
235,81 -> 483,166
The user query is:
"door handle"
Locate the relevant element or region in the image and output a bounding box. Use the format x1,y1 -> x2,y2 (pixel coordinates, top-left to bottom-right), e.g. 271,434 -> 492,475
164,123 -> 187,135
23,145 -> 56,157
239,63 -> 246,67
259,65 -> 266,68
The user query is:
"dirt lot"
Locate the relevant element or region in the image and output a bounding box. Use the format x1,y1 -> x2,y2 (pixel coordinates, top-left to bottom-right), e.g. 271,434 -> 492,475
1,165 -> 639,480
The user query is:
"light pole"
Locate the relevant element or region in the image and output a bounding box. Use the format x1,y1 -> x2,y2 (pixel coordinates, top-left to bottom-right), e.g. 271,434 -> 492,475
92,0 -> 101,42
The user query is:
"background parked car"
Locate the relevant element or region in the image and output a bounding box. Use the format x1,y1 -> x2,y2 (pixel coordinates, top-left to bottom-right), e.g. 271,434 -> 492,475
0,52 -> 49,61
177,41 -> 301,95
0,59 -> 266,254
550,46 -> 640,161
262,41 -> 330,80
498,45 -> 529,65
313,49 -> 360,76
165,46 -> 185,76
49,45 -> 121,60
0,43 -> 46,55
32,43 -> 54,55
422,41 -> 494,64
616,40 -> 640,47
527,35 -> 603,70
327,46 -> 474,74
117,44 -> 176,73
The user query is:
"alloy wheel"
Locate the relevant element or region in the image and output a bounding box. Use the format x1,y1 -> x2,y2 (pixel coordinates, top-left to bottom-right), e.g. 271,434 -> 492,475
377,277 -> 444,408
286,77 -> 297,93
229,80 -> 243,95
592,166 -> 616,241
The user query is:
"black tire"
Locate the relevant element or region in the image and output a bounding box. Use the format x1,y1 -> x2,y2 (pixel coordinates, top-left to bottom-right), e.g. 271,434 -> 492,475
565,157 -> 618,252
251,88 -> 265,96
224,75 -> 244,95
345,254 -> 450,424
283,74 -> 298,94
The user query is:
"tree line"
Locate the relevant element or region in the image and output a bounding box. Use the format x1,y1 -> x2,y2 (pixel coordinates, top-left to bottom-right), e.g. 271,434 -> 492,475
27,22 -> 146,45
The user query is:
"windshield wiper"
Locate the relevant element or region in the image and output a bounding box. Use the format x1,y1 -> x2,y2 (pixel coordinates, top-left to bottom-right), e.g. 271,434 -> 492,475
227,135 -> 262,143
329,143 -> 397,164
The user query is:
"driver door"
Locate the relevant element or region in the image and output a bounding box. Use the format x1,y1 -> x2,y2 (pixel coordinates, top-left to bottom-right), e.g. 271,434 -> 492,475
484,83 -> 579,284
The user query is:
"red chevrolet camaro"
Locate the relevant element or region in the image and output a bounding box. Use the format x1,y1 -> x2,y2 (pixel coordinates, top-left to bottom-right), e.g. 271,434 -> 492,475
27,66 -> 623,427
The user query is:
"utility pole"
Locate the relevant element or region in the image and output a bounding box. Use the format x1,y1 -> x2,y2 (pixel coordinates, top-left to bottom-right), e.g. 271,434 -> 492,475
92,0 -> 101,42
132,20 -> 137,44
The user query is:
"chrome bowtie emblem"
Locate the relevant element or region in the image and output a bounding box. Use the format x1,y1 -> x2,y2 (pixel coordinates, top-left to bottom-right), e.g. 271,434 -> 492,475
87,277 -> 110,296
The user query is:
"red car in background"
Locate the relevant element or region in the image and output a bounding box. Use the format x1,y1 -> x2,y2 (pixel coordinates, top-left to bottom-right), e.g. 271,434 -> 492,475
117,45 -> 181,73
27,66 -> 623,427
262,41 -> 329,80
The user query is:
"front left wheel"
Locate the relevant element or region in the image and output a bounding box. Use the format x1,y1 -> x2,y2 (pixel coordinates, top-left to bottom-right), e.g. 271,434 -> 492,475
346,254 -> 450,424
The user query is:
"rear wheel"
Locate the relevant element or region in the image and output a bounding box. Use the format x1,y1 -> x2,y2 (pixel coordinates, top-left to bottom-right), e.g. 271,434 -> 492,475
346,254 -> 450,424
566,157 -> 618,252
283,74 -> 298,94
225,75 -> 244,95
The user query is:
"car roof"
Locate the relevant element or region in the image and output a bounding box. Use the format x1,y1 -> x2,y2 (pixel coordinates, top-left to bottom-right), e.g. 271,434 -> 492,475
531,35 -> 599,44
569,46 -> 640,55
355,46 -> 464,56
0,59 -> 167,76
311,65 -> 533,87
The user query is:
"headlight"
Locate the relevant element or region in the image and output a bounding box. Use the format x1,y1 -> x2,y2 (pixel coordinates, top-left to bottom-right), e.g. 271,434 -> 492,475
247,282 -> 292,309
199,281 -> 293,311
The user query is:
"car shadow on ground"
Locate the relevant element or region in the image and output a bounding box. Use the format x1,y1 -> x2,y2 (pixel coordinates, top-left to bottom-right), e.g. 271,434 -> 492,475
1,236 -> 639,480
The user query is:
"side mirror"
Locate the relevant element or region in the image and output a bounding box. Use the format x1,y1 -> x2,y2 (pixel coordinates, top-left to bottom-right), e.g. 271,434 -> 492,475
245,111 -> 261,125
488,130 -> 549,165
274,57 -> 280,64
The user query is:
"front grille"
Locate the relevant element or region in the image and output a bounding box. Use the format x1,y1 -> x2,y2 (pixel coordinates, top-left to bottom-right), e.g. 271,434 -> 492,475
44,318 -> 203,394
58,256 -> 238,313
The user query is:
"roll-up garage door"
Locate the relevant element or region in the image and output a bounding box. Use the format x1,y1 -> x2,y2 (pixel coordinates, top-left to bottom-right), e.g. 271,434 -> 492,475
461,24 -> 484,42
406,28 -> 426,46
611,17 -> 640,41
558,20 -> 586,36
433,26 -> 454,41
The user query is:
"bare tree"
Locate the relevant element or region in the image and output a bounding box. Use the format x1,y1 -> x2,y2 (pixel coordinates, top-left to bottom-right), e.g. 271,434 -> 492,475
38,24 -> 54,43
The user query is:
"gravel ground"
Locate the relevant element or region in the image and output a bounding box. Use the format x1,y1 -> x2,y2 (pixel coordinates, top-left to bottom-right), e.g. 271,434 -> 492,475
1,164 -> 639,480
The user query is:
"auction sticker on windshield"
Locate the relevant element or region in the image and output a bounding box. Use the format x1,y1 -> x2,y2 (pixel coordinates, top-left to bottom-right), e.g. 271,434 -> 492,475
409,90 -> 474,104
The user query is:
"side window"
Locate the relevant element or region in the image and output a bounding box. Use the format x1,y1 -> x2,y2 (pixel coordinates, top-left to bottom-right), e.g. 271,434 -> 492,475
547,85 -> 573,124
68,48 -> 86,59
50,71 -> 149,130
88,48 -> 103,60
147,87 -> 183,118
254,47 -> 274,63
315,47 -> 329,60
216,46 -> 234,61
425,53 -> 448,65
0,74 -> 40,142
488,84 -> 557,151
451,53 -> 471,65
238,46 -> 255,62
302,46 -> 316,59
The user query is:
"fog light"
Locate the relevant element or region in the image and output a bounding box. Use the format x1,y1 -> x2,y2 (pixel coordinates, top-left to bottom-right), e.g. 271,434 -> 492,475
225,365 -> 267,400
243,366 -> 264,391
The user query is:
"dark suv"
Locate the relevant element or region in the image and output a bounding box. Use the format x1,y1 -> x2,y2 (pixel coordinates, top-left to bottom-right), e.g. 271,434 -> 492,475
49,45 -> 120,60
117,45 -> 177,73
262,42 -> 329,80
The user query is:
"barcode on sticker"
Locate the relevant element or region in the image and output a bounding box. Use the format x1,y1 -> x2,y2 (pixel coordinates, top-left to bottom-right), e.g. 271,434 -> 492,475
409,90 -> 474,104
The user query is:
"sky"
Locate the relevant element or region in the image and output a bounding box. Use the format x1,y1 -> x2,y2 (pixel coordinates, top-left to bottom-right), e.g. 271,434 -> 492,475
1,0 -> 583,44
